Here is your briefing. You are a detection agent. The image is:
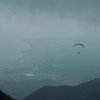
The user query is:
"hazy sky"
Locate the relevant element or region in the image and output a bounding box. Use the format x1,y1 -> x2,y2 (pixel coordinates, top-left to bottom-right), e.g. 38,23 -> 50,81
0,0 -> 100,40
0,0 -> 100,68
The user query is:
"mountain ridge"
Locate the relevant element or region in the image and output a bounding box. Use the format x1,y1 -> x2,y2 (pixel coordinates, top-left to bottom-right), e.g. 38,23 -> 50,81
0,90 -> 17,100
23,78 -> 100,100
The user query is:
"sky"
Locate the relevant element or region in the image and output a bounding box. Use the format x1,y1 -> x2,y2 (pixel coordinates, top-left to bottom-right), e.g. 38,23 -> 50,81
0,0 -> 100,68
0,0 -> 100,39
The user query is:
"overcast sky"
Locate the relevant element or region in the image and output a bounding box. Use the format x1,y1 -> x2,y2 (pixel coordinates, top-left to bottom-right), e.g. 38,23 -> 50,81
0,0 -> 100,68
0,0 -> 100,40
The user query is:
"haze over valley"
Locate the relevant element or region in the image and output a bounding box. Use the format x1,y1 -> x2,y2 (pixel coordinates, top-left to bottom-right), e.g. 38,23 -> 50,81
0,38 -> 100,99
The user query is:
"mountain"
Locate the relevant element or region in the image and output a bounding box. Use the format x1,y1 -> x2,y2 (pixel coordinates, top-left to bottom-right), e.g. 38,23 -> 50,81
0,90 -> 16,100
23,78 -> 100,100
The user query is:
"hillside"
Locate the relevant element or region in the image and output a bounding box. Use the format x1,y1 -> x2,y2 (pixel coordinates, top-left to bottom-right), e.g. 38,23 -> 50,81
23,78 -> 100,100
0,90 -> 16,100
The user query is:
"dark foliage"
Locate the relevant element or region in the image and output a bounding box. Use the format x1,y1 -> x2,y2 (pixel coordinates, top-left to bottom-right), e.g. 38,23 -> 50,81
23,78 -> 100,100
0,90 -> 16,100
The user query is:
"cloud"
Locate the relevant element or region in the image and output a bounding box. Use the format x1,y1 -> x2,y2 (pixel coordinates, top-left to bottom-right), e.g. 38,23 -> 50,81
1,0 -> 100,20
0,0 -> 100,40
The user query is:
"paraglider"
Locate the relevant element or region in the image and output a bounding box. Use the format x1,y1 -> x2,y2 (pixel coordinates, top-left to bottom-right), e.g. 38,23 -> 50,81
73,43 -> 84,54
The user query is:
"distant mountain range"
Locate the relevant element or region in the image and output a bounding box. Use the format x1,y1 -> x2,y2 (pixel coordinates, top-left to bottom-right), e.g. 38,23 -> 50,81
1,78 -> 100,100
22,78 -> 100,100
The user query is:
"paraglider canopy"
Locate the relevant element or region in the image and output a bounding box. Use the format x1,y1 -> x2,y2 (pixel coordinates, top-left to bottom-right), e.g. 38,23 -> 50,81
73,43 -> 85,48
